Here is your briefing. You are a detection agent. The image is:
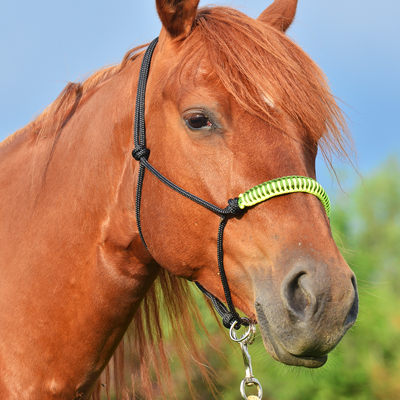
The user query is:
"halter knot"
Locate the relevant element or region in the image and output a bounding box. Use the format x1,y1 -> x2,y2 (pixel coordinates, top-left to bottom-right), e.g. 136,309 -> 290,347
132,146 -> 150,161
225,198 -> 244,216
222,311 -> 242,329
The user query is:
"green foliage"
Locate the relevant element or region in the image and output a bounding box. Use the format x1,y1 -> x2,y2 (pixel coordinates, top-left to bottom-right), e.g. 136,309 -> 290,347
179,157 -> 400,400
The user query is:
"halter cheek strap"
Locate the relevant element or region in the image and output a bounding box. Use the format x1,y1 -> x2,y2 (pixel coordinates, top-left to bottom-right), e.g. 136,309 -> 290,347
132,38 -> 331,330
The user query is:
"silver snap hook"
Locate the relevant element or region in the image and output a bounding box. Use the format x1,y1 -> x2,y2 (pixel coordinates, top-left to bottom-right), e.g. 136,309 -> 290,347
230,320 -> 263,399
240,377 -> 263,399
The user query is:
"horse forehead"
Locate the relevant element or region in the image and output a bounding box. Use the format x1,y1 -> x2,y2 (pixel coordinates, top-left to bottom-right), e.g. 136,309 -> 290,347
155,58 -> 232,108
157,48 -> 217,86
191,58 -> 215,81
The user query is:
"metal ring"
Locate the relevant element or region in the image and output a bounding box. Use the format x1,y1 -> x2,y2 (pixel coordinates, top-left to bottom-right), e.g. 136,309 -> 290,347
229,320 -> 256,343
240,377 -> 263,400
229,323 -> 251,342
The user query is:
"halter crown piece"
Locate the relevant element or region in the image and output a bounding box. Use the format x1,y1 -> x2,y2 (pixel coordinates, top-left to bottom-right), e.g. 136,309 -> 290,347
132,38 -> 331,400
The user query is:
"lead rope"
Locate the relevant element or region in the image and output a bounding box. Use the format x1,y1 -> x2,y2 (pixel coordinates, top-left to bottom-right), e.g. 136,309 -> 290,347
132,37 -> 248,331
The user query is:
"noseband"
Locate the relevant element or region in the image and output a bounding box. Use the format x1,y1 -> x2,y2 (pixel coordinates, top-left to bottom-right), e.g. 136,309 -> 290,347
132,38 -> 330,330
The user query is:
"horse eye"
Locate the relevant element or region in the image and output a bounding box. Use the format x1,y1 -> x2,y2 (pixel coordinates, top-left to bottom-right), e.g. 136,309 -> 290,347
185,113 -> 212,130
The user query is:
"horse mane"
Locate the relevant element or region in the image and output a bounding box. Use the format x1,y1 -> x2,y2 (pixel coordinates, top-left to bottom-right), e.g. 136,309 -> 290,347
0,44 -> 148,150
93,270 -> 218,400
1,6 -> 354,399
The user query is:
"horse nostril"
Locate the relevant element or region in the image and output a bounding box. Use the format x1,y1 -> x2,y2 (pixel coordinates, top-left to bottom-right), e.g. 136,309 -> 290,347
281,271 -> 316,320
345,275 -> 359,327
289,273 -> 307,313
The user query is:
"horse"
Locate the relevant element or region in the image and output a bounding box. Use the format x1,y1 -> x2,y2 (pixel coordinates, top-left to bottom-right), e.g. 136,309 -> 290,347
0,0 -> 358,399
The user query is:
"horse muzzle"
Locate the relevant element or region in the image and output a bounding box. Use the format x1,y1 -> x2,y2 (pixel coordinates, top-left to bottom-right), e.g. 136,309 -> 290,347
254,261 -> 359,368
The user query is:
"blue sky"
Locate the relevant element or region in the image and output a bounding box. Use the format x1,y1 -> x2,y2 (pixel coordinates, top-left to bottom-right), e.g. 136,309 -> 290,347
1,0 -> 399,193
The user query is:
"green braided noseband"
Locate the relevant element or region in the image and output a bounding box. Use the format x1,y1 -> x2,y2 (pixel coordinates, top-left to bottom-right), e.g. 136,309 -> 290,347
238,175 -> 330,218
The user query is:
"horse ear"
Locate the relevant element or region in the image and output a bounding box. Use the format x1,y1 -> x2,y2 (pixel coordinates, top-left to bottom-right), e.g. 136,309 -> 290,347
257,0 -> 298,32
156,0 -> 200,39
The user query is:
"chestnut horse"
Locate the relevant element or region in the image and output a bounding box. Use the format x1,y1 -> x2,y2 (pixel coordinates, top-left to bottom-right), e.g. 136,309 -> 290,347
0,0 -> 358,399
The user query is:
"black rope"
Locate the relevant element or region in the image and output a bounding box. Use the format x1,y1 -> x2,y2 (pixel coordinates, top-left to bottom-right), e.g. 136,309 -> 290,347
132,38 -> 248,329
141,158 -> 243,216
133,38 -> 158,249
195,282 -> 240,329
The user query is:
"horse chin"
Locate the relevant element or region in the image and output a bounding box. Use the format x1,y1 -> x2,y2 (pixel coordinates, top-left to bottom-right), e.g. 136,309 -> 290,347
256,307 -> 328,369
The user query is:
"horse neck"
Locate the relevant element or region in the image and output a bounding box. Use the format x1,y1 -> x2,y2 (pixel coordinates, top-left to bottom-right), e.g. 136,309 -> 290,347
0,57 -> 160,395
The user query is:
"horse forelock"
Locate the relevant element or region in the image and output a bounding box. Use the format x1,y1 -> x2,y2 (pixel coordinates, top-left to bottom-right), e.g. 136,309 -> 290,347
179,6 -> 354,167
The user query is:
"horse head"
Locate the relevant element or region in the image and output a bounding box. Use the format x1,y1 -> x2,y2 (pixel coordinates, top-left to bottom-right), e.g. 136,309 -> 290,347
138,0 -> 358,368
